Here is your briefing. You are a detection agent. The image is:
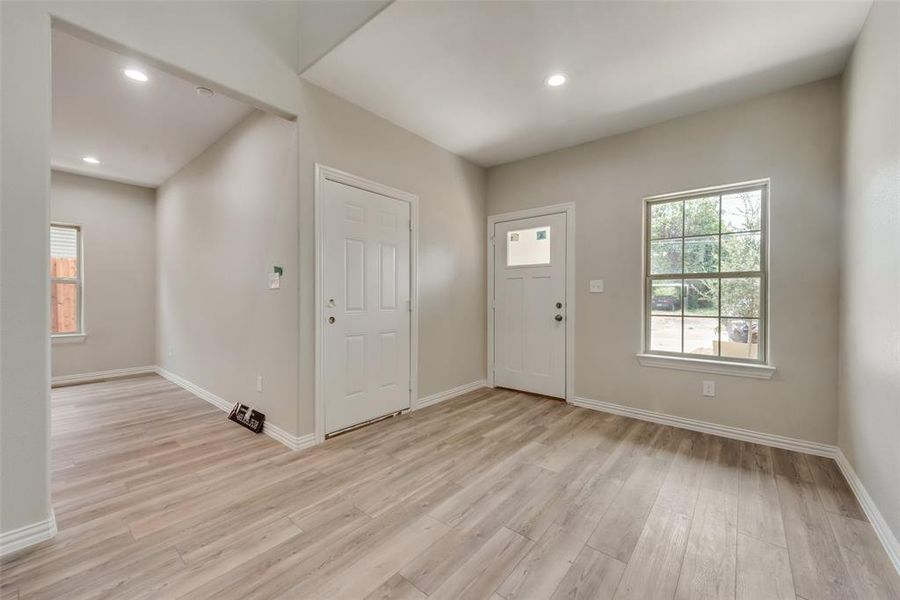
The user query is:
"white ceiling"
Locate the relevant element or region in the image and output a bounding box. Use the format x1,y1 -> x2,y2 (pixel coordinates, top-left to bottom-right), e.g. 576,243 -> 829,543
303,1 -> 872,167
52,29 -> 254,188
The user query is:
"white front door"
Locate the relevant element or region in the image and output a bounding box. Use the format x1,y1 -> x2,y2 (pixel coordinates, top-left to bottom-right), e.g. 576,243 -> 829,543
323,179 -> 411,434
493,213 -> 566,398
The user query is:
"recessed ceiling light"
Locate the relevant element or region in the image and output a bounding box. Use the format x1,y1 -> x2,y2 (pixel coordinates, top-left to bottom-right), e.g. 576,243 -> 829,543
82,156 -> 100,165
123,69 -> 148,83
546,73 -> 567,87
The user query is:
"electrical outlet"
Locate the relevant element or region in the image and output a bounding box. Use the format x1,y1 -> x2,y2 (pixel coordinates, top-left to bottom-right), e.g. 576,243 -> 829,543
589,279 -> 604,293
256,375 -> 263,393
702,380 -> 715,397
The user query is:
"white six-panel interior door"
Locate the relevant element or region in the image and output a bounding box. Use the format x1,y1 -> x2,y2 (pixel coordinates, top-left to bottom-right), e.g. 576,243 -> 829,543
323,178 -> 412,434
493,213 -> 567,398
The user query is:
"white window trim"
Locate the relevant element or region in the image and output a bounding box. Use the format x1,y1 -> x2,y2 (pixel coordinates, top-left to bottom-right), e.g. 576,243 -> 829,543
50,222 -> 84,337
638,179 -> 775,378
636,353 -> 775,379
52,333 -> 87,344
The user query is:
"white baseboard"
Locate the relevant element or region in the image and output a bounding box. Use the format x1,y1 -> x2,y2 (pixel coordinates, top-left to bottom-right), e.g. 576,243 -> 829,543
834,449 -> 900,574
0,510 -> 57,559
416,379 -> 487,410
571,396 -> 837,457
51,365 -> 156,387
154,367 -> 314,451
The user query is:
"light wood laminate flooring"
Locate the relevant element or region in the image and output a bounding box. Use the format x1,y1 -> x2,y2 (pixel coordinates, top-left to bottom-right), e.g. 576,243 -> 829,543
2,375 -> 897,599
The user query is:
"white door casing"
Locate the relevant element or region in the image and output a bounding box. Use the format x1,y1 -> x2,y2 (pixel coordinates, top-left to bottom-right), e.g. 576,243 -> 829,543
493,212 -> 567,398
321,176 -> 412,434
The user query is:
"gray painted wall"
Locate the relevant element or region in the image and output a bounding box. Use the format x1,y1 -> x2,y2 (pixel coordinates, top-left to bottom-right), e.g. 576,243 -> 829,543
296,81 -> 487,436
0,2 -> 53,539
487,78 -> 842,444
51,171 -> 156,377
157,86 -> 487,439
839,1 -> 900,540
156,110 -> 300,434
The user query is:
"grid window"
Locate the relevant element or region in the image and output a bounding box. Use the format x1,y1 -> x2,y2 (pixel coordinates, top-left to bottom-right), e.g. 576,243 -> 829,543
50,224 -> 82,335
645,182 -> 767,363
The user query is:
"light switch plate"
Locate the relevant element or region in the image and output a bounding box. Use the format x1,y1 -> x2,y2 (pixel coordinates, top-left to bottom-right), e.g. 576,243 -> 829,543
589,279 -> 604,293
268,272 -> 281,289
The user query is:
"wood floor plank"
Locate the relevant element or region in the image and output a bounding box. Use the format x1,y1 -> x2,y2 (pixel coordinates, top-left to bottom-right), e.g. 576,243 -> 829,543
611,506 -> 692,600
736,533 -> 796,600
497,472 -> 623,600
587,455 -> 670,562
429,527 -> 533,600
806,455 -> 867,521
549,546 -> 626,600
674,488 -> 738,600
827,512 -> 900,599
776,472 -> 857,600
700,436 -> 741,495
363,573 -> 426,600
2,376 -> 895,600
738,441 -> 787,547
654,431 -> 709,516
303,515 -> 450,599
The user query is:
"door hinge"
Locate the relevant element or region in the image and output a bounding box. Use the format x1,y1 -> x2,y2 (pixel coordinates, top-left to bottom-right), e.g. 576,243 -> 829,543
409,220 -> 413,231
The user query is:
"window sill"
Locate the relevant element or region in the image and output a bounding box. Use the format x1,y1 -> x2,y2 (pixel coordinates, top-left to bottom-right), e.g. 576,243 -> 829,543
636,353 -> 775,380
52,333 -> 86,345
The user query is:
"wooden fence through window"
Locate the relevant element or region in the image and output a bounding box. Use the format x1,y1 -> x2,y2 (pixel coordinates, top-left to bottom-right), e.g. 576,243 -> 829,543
51,257 -> 78,333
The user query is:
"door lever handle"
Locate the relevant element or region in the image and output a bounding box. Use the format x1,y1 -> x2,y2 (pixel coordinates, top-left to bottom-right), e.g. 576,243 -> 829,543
554,314 -> 563,322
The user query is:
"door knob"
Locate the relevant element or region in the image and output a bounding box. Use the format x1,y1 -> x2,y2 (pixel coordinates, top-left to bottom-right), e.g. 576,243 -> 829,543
556,302 -> 563,309
554,314 -> 563,322
328,316 -> 336,324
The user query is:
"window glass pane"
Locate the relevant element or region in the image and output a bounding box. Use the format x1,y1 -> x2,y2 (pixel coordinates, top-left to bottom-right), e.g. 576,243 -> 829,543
720,232 -> 760,272
649,239 -> 682,275
507,226 -> 550,266
721,277 -> 760,318
650,201 -> 682,239
684,279 -> 718,316
720,318 -> 759,359
650,316 -> 681,352
684,236 -> 719,273
721,190 -> 761,233
50,225 -> 79,279
684,317 -> 718,356
651,280 -> 681,315
684,196 -> 719,236
51,282 -> 79,334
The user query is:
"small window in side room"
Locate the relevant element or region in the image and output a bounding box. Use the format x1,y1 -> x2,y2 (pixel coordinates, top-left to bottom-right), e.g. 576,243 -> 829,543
50,223 -> 82,335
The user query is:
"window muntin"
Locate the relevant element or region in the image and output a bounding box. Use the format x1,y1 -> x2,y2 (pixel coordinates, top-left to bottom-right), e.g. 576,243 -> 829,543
507,226 -> 551,266
644,183 -> 766,363
50,224 -> 82,335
